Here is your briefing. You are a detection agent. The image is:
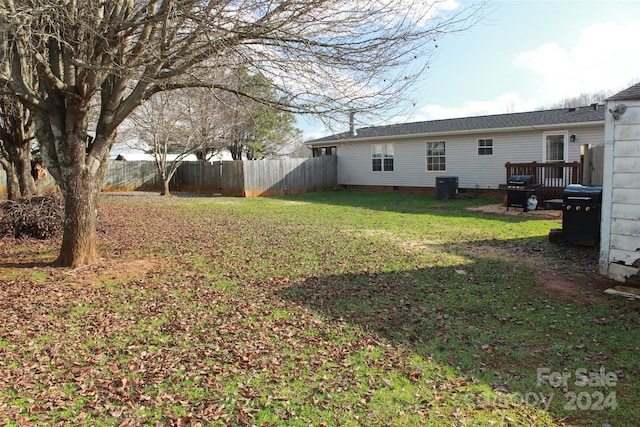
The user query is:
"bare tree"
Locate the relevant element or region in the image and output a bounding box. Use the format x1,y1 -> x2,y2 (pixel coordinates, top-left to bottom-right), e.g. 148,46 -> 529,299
129,89 -> 225,196
544,91 -> 612,109
1,0 -> 485,266
286,142 -> 312,159
185,88 -> 228,163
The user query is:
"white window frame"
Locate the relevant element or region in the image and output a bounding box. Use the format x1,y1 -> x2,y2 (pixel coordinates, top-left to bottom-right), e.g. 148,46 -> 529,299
542,131 -> 568,163
426,141 -> 446,172
542,131 -> 569,184
371,143 -> 394,172
477,138 -> 493,156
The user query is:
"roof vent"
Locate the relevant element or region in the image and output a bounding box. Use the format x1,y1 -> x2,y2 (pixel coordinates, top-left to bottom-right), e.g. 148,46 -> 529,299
591,103 -> 598,111
568,107 -> 576,112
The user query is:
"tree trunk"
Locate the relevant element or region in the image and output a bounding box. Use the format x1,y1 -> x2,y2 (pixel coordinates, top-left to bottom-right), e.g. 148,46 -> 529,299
229,143 -> 243,160
1,138 -> 37,199
53,140 -> 112,267
161,179 -> 171,196
0,159 -> 21,200
56,168 -> 100,267
37,105 -> 113,267
15,153 -> 38,198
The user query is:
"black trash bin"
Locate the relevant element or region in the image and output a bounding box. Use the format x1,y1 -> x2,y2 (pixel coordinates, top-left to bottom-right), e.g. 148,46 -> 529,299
436,176 -> 458,200
562,185 -> 603,246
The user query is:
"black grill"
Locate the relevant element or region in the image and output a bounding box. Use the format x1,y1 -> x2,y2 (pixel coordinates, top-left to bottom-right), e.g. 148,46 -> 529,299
508,175 -> 537,188
562,185 -> 602,246
504,175 -> 541,211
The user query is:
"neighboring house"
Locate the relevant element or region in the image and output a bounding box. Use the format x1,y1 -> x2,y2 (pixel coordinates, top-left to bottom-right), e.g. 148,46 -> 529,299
599,83 -> 640,284
307,106 -> 605,195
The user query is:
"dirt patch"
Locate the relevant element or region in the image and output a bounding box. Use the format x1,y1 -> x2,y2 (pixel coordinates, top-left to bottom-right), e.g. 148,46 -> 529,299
541,277 -> 613,303
0,253 -> 163,287
466,203 -> 562,220
52,257 -> 163,285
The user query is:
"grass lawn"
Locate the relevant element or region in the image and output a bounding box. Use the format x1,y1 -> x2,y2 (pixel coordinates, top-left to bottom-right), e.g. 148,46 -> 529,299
0,190 -> 638,426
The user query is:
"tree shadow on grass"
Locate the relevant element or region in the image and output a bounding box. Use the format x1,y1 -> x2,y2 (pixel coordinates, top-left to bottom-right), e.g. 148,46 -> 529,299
0,261 -> 52,269
278,255 -> 639,425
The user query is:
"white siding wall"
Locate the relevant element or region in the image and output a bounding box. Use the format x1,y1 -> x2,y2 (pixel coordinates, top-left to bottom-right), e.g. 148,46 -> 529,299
600,101 -> 640,282
336,124 -> 603,189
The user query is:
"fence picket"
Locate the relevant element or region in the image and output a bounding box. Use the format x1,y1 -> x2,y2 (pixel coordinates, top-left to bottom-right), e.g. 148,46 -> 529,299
97,157 -> 337,197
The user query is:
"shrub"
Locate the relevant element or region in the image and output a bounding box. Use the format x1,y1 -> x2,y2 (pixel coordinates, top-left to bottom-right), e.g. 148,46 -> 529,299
0,195 -> 64,239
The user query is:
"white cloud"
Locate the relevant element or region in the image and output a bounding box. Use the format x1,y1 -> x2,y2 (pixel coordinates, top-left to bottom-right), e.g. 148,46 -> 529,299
408,92 -> 540,121
301,18 -> 640,140
515,21 -> 640,101
397,20 -> 640,125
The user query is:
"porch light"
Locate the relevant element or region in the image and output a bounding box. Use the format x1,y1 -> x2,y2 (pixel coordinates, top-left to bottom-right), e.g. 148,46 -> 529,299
570,134 -> 577,142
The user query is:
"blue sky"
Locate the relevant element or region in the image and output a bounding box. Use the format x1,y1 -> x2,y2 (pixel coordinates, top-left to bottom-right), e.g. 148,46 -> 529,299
300,0 -> 640,140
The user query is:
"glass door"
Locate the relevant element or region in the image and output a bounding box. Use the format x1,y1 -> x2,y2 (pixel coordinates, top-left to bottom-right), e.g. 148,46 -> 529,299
543,133 -> 567,186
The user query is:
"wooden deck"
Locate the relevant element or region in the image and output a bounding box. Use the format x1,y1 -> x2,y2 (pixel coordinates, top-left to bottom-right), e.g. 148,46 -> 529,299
505,161 -> 581,201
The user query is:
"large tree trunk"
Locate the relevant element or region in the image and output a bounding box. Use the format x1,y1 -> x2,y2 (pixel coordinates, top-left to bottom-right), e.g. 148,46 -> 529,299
53,138 -> 111,267
38,105 -> 113,267
56,168 -> 100,266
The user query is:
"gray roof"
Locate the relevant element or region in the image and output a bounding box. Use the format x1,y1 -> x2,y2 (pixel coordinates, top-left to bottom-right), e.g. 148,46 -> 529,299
608,83 -> 640,101
310,105 -> 604,143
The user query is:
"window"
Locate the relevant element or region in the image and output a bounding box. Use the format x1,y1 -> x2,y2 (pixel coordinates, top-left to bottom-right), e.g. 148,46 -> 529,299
372,144 -> 394,171
426,141 -> 446,171
478,138 -> 493,156
312,146 -> 336,157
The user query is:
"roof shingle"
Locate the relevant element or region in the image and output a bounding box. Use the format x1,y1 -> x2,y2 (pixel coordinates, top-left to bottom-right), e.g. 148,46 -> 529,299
310,105 -> 604,143
608,83 -> 640,101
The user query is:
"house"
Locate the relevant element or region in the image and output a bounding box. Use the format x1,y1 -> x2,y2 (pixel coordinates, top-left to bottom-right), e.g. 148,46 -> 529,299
307,106 -> 605,198
599,83 -> 640,284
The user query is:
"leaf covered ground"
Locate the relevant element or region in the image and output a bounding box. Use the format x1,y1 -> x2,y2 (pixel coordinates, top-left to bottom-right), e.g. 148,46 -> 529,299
0,191 -> 638,426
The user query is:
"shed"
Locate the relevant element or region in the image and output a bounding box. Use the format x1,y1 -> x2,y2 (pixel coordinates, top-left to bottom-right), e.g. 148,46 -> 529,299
599,83 -> 640,284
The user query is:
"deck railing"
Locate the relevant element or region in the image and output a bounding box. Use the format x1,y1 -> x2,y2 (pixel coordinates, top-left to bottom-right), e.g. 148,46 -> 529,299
505,161 -> 581,201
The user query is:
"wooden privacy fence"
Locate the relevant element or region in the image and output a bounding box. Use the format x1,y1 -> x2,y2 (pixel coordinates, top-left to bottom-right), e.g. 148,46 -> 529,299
582,144 -> 604,186
103,160 -> 160,192
102,156 -> 338,197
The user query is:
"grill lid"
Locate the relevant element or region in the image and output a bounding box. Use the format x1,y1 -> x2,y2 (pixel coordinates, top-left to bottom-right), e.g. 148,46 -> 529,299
563,185 -> 603,203
508,175 -> 537,187
507,175 -> 540,189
